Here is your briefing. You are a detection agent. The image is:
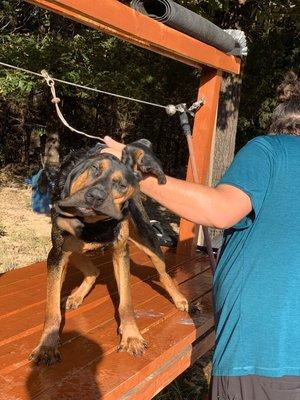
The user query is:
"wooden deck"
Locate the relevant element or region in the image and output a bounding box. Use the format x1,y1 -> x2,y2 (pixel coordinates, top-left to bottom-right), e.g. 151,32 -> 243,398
0,245 -> 214,400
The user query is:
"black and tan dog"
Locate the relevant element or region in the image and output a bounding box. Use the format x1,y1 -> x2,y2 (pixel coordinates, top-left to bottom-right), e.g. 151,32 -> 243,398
29,139 -> 188,365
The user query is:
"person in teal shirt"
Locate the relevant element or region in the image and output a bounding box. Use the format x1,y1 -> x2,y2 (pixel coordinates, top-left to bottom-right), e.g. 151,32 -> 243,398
103,71 -> 300,399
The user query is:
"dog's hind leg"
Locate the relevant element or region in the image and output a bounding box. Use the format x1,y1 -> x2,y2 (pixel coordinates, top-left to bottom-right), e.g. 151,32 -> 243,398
128,196 -> 188,312
63,253 -> 99,310
113,219 -> 147,356
29,248 -> 70,365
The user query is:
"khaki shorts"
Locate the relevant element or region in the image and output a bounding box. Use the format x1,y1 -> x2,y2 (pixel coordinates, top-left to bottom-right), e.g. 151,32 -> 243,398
210,375 -> 300,400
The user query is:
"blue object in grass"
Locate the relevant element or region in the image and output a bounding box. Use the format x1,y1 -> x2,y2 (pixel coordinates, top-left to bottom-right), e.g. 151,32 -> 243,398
25,169 -> 52,214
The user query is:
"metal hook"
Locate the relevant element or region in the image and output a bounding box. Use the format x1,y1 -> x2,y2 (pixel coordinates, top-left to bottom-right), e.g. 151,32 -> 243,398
165,98 -> 204,117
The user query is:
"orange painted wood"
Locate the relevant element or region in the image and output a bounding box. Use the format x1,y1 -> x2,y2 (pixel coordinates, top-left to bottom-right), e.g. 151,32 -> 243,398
0,248 -> 176,299
0,252 -> 154,323
122,328 -> 215,400
0,247 -> 214,399
0,242 -> 139,287
26,0 -> 240,74
6,274 -> 212,399
0,254 -> 203,348
0,256 -> 209,361
178,69 -> 222,255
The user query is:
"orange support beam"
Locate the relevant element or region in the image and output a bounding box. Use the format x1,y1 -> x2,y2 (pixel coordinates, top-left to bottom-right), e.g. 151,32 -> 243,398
27,0 -> 240,74
178,68 -> 222,256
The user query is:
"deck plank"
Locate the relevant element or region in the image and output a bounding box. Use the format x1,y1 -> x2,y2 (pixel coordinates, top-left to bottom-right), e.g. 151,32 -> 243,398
0,257 -> 209,362
121,328 -> 215,400
0,244 -> 140,288
0,254 -> 202,345
0,247 -> 213,400
0,247 -> 189,297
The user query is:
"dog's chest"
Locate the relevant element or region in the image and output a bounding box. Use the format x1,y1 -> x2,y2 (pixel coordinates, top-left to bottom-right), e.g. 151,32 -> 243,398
80,241 -> 110,253
62,218 -> 121,254
78,218 -> 120,244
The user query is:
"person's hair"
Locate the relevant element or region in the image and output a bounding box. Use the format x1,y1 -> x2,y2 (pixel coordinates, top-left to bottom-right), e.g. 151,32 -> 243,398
269,71 -> 300,136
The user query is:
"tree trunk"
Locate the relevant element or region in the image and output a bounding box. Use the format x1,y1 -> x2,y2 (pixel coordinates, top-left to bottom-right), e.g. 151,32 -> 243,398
198,70 -> 243,246
43,132 -> 60,169
212,71 -> 243,185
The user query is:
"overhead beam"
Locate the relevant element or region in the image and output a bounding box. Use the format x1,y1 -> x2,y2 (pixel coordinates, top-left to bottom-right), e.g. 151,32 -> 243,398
27,0 -> 240,74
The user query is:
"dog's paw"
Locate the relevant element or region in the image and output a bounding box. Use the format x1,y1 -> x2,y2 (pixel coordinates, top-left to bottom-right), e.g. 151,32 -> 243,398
29,344 -> 61,366
62,294 -> 83,310
174,297 -> 189,312
118,335 -> 148,356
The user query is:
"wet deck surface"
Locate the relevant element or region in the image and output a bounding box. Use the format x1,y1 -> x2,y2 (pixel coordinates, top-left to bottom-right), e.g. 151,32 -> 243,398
0,245 -> 214,400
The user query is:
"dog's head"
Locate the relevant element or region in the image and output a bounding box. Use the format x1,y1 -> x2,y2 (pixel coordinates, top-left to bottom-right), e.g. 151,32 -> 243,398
55,139 -> 165,221
55,153 -> 139,220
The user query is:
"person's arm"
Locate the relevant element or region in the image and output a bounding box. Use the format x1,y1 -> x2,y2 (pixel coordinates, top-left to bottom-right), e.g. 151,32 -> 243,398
102,136 -> 252,229
140,176 -> 251,229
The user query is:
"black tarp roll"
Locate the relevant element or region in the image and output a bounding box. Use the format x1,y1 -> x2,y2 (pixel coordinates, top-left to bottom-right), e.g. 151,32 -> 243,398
131,0 -> 236,54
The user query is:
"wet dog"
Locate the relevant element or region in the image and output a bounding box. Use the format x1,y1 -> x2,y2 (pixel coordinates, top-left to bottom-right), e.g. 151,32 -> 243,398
29,139 -> 188,365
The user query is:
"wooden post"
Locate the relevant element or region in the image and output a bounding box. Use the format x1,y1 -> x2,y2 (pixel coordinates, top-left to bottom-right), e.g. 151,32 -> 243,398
177,68 -> 222,256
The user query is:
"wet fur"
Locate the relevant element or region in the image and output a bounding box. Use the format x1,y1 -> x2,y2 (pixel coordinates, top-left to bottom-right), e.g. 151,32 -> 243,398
29,141 -> 188,365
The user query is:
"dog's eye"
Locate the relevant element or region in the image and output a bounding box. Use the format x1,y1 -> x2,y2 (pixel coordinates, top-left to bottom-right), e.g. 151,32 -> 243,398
91,165 -> 100,177
112,179 -> 127,191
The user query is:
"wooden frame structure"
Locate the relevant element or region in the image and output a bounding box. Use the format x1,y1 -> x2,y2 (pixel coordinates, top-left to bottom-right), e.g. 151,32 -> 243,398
0,1 -> 241,398
28,0 -> 241,256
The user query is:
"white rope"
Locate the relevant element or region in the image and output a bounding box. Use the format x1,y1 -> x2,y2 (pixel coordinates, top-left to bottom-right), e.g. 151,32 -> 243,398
41,70 -> 104,141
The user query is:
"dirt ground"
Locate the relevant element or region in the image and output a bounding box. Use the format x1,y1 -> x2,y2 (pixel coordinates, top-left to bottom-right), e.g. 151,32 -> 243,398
0,166 -> 211,398
0,166 -> 52,272
0,165 -> 179,273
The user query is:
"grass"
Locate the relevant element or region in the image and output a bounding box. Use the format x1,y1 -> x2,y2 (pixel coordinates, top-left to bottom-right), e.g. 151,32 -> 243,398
0,184 -> 51,272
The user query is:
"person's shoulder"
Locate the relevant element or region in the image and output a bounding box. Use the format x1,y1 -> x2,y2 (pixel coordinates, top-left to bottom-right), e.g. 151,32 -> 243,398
246,135 -> 300,164
246,135 -> 286,155
253,134 -> 299,152
248,134 -> 274,147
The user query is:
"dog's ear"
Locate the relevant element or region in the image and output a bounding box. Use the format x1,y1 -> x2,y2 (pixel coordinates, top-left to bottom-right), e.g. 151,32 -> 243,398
122,139 -> 166,184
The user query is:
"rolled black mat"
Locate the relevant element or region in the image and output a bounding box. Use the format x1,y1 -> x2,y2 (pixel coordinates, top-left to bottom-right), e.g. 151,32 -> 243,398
131,0 -> 236,54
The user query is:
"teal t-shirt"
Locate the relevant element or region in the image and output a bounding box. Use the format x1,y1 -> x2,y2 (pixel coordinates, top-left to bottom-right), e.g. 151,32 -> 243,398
213,134 -> 300,377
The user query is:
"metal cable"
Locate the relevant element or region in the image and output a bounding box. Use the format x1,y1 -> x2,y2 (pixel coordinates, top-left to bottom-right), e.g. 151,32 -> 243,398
0,61 -> 167,110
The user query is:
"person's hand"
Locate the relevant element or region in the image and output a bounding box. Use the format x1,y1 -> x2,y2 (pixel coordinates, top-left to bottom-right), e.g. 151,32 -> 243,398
101,136 -> 125,160
102,137 -> 165,184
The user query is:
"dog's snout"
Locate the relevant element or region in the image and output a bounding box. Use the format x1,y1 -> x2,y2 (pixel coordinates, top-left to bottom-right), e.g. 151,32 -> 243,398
85,187 -> 107,208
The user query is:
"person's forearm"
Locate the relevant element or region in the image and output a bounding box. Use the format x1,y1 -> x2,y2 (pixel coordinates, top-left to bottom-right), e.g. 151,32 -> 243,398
101,136 -> 252,228
140,175 -> 249,229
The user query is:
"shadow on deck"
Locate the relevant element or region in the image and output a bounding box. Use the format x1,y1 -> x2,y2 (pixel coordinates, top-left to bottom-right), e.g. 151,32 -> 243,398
0,244 -> 214,399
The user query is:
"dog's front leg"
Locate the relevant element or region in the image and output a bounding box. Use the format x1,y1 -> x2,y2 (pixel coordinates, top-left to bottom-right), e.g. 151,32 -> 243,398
113,221 -> 147,356
29,248 -> 70,365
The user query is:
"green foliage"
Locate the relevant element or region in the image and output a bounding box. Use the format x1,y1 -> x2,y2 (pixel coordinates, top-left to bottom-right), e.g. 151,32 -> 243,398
0,0 -> 298,170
